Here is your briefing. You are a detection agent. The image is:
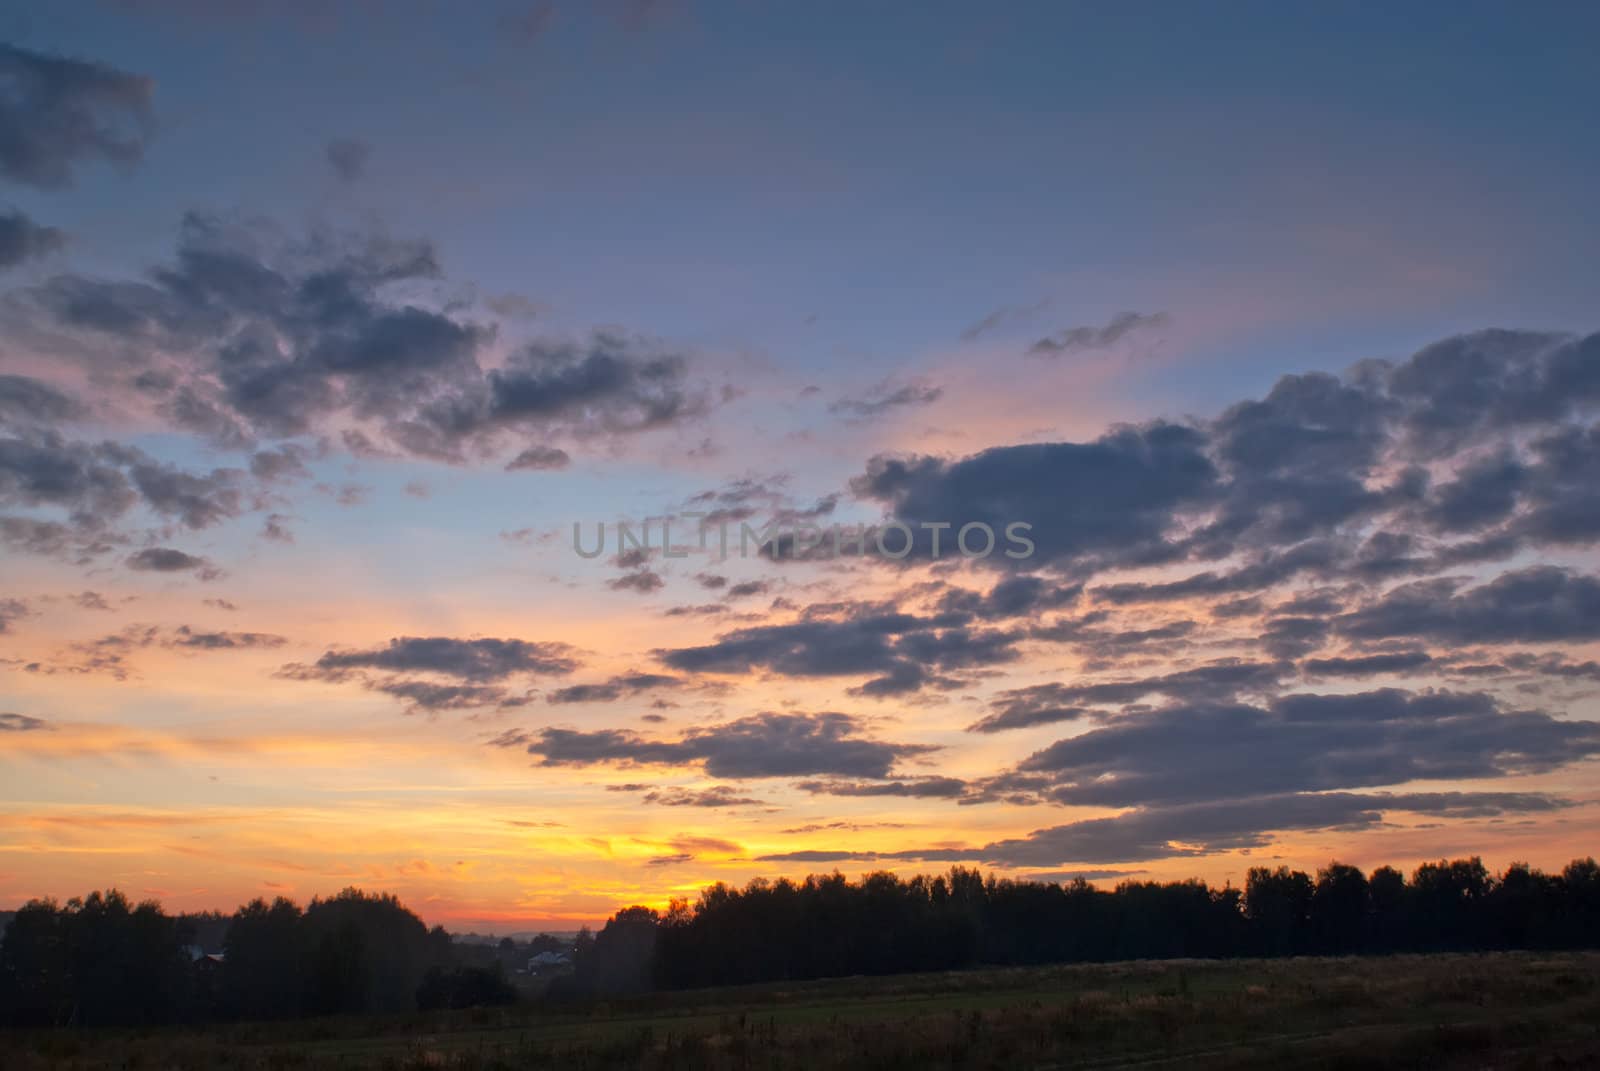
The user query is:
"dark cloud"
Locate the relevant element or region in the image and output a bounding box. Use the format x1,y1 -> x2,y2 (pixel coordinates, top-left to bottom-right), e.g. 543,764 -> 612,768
1029,615 -> 1201,662
0,514 -> 115,560
1386,329 -> 1600,457
645,853 -> 694,867
938,575 -> 1082,621
0,431 -> 138,521
0,417 -> 262,563
1259,615 -> 1332,659
0,43 -> 154,189
0,596 -> 30,632
0,374 -> 86,426
408,332 -> 710,456
33,624 -> 285,679
657,603 -> 1019,696
849,329 -> 1600,623
796,776 -> 967,798
609,569 -> 665,594
1336,567 -> 1600,645
0,208 -> 66,269
613,785 -> 766,807
1092,540 -> 1339,605
298,635 -> 579,683
853,423 -> 1217,570
280,636 -> 572,712
978,790 -> 1567,866
755,789 -> 1563,867
1301,651 -> 1435,678
0,711 -> 50,731
1027,311 -> 1168,357
249,445 -> 311,482
125,547 -> 214,575
505,444 -> 571,471
512,711 -> 934,779
166,625 -> 285,650
970,660 -> 1289,732
364,677 -> 529,713
1011,689 -> 1600,809
16,214 -> 715,462
547,672 -> 681,704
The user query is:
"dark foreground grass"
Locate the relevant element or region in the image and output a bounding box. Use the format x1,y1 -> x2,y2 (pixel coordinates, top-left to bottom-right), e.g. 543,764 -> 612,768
4,951 -> 1598,1070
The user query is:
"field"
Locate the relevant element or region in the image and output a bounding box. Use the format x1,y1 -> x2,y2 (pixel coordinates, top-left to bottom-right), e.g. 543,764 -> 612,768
3,952 -> 1598,1070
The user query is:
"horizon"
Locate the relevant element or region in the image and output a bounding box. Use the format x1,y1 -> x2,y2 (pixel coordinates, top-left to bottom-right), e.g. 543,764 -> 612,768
3,2 -> 1600,934
7,850 -> 1594,937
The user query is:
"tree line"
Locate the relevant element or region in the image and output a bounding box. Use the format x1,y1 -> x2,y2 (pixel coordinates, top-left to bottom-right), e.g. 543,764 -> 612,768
0,887 -> 519,1028
577,856 -> 1600,994
3,856 -> 1598,1027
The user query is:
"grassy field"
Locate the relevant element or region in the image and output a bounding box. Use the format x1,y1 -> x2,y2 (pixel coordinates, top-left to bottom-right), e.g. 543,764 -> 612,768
3,951 -> 1598,1069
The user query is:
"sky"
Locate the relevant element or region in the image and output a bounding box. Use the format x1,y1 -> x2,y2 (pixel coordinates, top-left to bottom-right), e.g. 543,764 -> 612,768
1,0 -> 1599,930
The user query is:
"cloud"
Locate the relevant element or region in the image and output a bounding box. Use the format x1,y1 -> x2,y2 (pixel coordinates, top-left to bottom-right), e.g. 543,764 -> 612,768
759,790 -> 1567,868
828,379 -> 943,419
547,672 -> 682,704
0,209 -> 66,269
296,635 -> 580,683
280,637 -> 577,712
0,375 -> 86,426
1301,651 -> 1435,678
1336,567 -> 1600,645
324,137 -> 371,182
0,596 -> 30,633
165,626 -> 285,650
978,790 -> 1568,865
509,711 -> 935,779
609,785 -> 766,807
959,298 -> 1053,342
657,602 -> 1020,695
505,444 -> 571,471
796,776 -> 967,798
970,659 -> 1289,732
853,423 -> 1217,570
29,624 -> 286,679
1027,311 -> 1168,357
1009,688 -> 1600,809
0,418 -> 263,563
0,712 -> 50,732
364,678 -> 530,714
14,213 -> 717,463
125,547 -> 215,576
850,329 -> 1600,597
609,569 -> 665,594
0,43 -> 154,189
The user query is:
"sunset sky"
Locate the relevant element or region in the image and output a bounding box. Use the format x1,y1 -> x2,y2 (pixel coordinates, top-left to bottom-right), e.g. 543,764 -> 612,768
2,1 -> 1599,931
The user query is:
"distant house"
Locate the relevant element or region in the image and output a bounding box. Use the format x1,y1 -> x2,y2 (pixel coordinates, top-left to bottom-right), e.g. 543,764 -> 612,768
527,950 -> 570,973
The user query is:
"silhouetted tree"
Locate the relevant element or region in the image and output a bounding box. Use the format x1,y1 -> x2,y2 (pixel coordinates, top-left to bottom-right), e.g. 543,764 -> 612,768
0,899 -> 70,1027
222,896 -> 306,1020
1311,862 -> 1369,954
1244,867 -> 1314,956
300,888 -> 435,1015
574,906 -> 658,995
9,856 -> 1600,1024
